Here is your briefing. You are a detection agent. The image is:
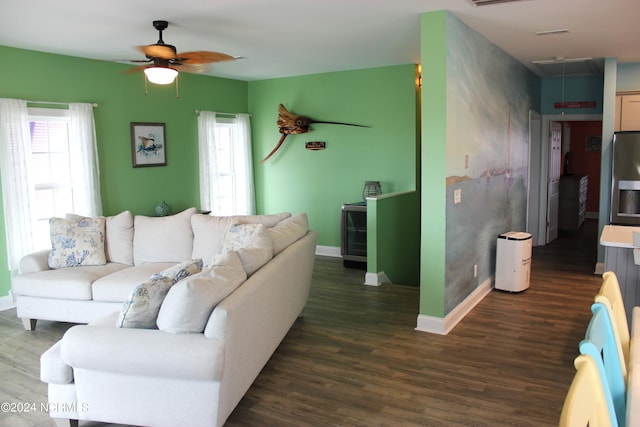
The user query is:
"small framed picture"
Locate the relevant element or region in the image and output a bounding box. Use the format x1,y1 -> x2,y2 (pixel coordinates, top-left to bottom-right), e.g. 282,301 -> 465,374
131,122 -> 167,167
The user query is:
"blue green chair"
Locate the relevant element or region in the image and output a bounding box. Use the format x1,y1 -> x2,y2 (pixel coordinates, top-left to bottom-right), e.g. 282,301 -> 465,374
579,302 -> 626,427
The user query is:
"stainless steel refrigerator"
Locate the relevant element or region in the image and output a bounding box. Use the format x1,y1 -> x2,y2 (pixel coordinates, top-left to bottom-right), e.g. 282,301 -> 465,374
611,131 -> 640,225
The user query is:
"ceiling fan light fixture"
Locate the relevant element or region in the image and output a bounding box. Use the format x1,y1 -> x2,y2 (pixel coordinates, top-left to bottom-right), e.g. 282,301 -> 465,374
144,66 -> 178,85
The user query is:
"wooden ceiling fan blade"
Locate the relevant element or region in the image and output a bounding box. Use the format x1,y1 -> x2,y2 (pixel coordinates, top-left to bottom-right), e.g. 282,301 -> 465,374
125,65 -> 149,74
173,63 -> 211,74
137,44 -> 176,59
175,51 -> 235,64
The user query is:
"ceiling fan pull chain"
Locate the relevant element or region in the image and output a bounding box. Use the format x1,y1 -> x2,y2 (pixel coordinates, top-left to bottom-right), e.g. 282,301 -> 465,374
144,73 -> 149,95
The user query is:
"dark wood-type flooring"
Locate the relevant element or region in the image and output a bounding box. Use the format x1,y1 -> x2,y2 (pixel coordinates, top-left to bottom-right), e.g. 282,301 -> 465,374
0,220 -> 602,426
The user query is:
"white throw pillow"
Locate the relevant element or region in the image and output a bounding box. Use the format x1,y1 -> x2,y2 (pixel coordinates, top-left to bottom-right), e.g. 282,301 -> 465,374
66,211 -> 134,265
117,259 -> 203,329
218,223 -> 273,275
133,207 -> 196,265
191,214 -> 235,266
105,211 -> 134,265
48,217 -> 106,269
268,212 -> 309,254
157,251 -> 247,333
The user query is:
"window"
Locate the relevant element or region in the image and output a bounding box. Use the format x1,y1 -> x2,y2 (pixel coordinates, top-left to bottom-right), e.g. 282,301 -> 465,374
28,108 -> 74,249
198,112 -> 254,216
0,99 -> 101,273
211,119 -> 236,216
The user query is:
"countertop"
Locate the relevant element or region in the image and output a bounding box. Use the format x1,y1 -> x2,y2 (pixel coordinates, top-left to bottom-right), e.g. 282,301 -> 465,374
600,224 -> 640,248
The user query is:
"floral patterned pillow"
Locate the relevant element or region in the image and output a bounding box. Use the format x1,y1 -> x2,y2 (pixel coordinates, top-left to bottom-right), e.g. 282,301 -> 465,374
47,217 -> 106,269
218,223 -> 273,275
117,259 -> 203,329
149,259 -> 204,283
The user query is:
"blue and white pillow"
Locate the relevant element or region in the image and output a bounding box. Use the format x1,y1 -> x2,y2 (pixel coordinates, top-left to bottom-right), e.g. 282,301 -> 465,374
117,259 -> 203,329
150,259 -> 204,283
218,223 -> 273,275
48,217 -> 106,269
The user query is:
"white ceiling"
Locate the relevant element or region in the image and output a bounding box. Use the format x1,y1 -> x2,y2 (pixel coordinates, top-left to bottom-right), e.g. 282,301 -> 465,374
1,0 -> 639,81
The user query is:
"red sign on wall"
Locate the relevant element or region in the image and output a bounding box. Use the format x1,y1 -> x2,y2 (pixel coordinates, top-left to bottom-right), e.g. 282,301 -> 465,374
554,101 -> 597,109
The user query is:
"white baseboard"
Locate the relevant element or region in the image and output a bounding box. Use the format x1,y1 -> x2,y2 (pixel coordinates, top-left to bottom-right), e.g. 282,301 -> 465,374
0,294 -> 16,311
415,277 -> 493,335
315,245 -> 341,258
364,271 -> 390,286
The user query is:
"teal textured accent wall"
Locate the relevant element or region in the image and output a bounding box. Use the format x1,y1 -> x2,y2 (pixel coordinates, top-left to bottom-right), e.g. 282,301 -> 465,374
540,75 -> 604,115
420,12 -> 539,318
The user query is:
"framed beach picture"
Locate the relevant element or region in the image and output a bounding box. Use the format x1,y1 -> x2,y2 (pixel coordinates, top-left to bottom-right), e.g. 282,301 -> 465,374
131,122 -> 167,167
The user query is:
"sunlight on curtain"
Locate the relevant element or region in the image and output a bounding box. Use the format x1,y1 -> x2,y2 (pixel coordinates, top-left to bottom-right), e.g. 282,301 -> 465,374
198,111 -> 217,213
234,113 -> 255,215
0,99 -> 35,274
198,111 -> 255,215
69,103 -> 102,216
0,100 -> 102,274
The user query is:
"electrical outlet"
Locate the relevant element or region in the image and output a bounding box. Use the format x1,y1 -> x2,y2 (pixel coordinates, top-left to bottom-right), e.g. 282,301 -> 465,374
473,264 -> 478,278
454,189 -> 461,204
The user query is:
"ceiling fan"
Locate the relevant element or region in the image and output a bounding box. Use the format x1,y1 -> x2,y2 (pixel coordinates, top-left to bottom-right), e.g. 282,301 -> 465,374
128,20 -> 236,85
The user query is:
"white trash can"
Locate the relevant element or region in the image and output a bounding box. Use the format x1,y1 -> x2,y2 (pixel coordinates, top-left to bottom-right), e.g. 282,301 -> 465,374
495,231 -> 532,292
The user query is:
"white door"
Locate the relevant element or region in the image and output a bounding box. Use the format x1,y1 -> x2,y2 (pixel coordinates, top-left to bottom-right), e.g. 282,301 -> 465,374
546,121 -> 562,243
527,110 -> 541,244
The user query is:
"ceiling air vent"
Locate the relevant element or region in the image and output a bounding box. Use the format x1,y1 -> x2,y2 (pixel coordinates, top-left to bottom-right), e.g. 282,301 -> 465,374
470,0 -> 527,6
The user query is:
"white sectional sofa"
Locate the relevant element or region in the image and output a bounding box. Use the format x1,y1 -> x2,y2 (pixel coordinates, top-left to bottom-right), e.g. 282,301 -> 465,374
12,208 -> 317,427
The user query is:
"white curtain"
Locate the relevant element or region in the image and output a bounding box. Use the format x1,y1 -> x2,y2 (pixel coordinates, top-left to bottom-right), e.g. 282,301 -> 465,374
234,113 -> 255,215
0,100 -> 102,274
69,103 -> 102,216
197,111 -> 218,213
0,99 -> 35,274
197,111 -> 255,215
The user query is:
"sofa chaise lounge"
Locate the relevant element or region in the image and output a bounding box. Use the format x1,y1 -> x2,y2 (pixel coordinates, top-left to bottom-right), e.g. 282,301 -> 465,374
12,208 -> 317,427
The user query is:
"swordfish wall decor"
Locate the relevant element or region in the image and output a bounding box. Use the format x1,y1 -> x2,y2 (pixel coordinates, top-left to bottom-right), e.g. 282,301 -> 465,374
260,104 -> 369,162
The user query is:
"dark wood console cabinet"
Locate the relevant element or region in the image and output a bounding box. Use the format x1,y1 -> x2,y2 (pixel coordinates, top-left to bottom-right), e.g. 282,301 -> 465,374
558,174 -> 588,231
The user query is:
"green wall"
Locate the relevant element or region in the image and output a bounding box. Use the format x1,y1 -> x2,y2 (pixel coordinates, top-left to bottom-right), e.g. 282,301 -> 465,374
248,65 -> 418,247
0,45 -> 248,296
0,46 -> 418,298
420,11 -> 448,317
367,191 -> 421,286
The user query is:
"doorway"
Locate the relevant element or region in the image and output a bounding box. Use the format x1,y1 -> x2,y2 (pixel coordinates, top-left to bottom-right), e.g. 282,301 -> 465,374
532,114 -> 603,246
546,121 -> 562,243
